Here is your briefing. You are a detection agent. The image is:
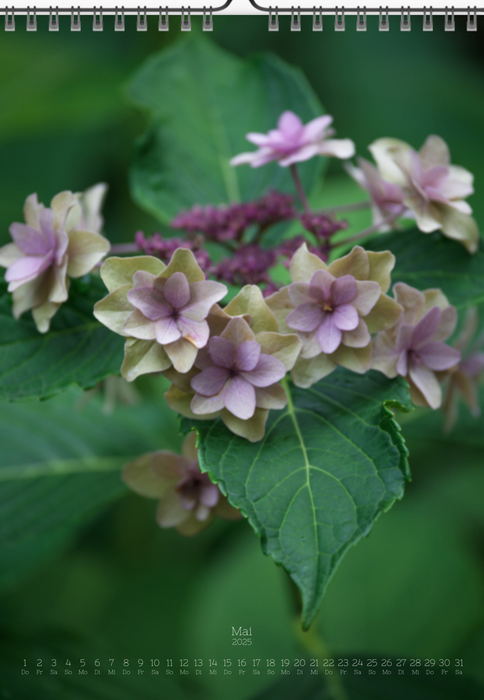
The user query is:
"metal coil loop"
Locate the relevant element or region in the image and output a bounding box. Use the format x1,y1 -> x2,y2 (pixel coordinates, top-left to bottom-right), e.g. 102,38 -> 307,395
71,6 -> 81,31
268,7 -> 278,31
92,7 -> 102,31
379,6 -> 389,30
203,7 -> 213,31
291,7 -> 301,31
401,7 -> 411,30
356,8 -> 366,31
49,6 -> 59,30
181,7 -> 191,31
335,8 -> 345,31
26,6 -> 36,30
159,8 -> 169,31
312,7 -> 322,31
137,6 -> 147,30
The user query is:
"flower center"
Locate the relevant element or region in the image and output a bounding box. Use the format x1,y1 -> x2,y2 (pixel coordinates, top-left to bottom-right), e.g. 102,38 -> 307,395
410,350 -> 422,365
323,302 -> 333,313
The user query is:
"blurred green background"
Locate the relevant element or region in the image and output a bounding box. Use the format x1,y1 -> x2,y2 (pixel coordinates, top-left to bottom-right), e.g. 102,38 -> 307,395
1,15 -> 484,700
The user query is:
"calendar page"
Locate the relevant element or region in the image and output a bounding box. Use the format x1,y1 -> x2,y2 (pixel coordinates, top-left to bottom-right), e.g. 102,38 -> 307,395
0,10 -> 483,700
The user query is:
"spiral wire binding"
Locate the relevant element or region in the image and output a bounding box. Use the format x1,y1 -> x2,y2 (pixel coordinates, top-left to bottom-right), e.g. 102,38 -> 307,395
71,6 -> 80,29
356,8 -> 366,30
203,7 -> 213,30
313,7 -> 322,30
268,7 -> 278,30
1,2 -> 482,32
159,8 -> 169,30
335,7 -> 344,30
379,6 -> 389,29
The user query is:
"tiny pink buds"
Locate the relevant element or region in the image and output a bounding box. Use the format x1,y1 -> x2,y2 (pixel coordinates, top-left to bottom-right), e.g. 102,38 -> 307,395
230,111 -> 355,169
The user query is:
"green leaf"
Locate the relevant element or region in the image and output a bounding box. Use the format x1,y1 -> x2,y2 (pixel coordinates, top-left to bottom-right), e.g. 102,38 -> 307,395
369,229 -> 484,309
127,36 -> 325,222
0,386 -> 179,589
182,369 -> 412,629
0,276 -> 124,402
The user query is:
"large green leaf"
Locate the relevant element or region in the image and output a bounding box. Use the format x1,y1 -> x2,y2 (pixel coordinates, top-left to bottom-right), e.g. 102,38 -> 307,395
369,229 -> 484,309
0,386 -> 179,589
127,36 -> 325,222
0,276 -> 124,401
183,369 -> 412,629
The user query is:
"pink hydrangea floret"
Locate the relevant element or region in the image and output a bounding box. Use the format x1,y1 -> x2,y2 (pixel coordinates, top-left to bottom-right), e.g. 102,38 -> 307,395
190,337 -> 286,420
125,270 -> 226,349
230,111 -> 355,168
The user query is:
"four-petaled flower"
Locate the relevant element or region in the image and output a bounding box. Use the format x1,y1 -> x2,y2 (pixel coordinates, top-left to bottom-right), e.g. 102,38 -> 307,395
369,136 -> 479,253
93,248 -> 227,380
266,244 -> 402,388
0,190 -> 110,332
372,282 -> 460,409
122,432 -> 241,536
191,330 -> 287,421
230,111 -> 355,168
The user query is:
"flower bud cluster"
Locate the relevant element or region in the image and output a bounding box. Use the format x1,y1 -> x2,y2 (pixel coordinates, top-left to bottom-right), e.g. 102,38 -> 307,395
171,191 -> 295,243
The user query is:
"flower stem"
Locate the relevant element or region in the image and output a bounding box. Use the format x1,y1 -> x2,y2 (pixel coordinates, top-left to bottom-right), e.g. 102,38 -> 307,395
316,200 -> 371,216
290,164 -> 311,214
109,243 -> 139,255
285,576 -> 349,700
332,206 -> 405,247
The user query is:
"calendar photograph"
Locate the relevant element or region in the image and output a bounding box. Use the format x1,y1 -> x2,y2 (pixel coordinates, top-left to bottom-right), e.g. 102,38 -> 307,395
1,12 -> 484,699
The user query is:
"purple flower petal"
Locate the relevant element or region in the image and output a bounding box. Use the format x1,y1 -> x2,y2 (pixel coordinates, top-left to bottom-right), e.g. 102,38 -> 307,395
331,275 -> 357,306
409,361 -> 442,409
223,376 -> 256,420
191,392 -> 225,415
395,323 -> 414,353
332,303 -> 359,331
286,303 -> 324,332
208,336 -> 236,369
235,341 -> 261,372
316,314 -> 342,354
288,282 -> 312,307
177,317 -> 209,348
154,317 -> 181,345
127,287 -> 171,321
5,254 -> 50,283
396,350 -> 408,377
302,114 -> 333,142
199,483 -> 220,508
241,354 -> 286,388
460,352 -> 484,377
191,366 -> 229,397
162,272 -> 190,310
39,208 -> 56,250
278,111 -> 303,140
418,342 -> 460,371
309,269 -> 334,303
411,306 -> 441,348
9,223 -> 51,256
181,280 -> 227,321
132,270 -> 157,288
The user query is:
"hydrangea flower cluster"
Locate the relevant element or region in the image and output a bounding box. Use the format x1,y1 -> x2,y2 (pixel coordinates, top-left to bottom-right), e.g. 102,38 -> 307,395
2,110 -> 480,538
0,187 -> 110,332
